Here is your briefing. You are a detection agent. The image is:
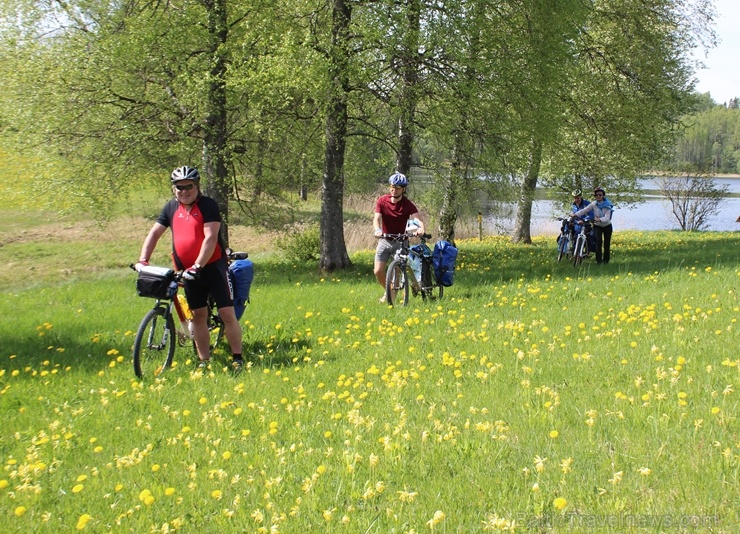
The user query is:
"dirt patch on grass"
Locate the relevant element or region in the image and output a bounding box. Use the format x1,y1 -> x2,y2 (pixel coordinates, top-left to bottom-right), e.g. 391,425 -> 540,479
1,217 -> 150,247
1,213 -> 280,254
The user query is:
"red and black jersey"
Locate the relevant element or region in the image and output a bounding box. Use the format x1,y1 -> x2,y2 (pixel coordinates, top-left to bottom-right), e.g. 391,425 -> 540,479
156,196 -> 224,269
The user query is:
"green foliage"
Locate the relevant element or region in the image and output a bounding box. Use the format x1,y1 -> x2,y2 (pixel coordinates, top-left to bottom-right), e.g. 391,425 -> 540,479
275,224 -> 321,262
667,102 -> 740,175
0,0 -> 718,244
1,218 -> 739,531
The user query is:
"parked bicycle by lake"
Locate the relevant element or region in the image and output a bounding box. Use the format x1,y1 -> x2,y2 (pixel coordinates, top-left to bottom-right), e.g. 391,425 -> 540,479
381,233 -> 443,306
130,250 -> 249,379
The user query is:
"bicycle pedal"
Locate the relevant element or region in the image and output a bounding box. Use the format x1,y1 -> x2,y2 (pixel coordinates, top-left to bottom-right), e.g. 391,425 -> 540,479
175,330 -> 189,347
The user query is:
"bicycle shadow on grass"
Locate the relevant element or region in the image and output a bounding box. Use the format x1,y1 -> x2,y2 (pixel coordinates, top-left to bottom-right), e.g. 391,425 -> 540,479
0,332 -> 142,379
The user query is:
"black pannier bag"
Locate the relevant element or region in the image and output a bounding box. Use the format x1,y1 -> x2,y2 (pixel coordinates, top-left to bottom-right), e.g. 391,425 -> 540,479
136,266 -> 176,299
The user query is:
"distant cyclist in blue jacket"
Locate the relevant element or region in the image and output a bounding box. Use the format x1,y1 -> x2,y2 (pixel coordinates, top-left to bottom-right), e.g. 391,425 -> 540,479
571,189 -> 595,254
571,187 -> 614,264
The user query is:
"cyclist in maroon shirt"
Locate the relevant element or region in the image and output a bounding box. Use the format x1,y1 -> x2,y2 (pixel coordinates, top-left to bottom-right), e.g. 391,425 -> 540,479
136,166 -> 244,370
373,173 -> 425,302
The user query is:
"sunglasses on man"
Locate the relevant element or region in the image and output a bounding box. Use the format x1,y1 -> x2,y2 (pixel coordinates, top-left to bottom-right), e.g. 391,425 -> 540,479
175,184 -> 195,191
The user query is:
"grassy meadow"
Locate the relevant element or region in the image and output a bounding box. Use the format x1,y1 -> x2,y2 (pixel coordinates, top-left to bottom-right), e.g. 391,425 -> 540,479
1,209 -> 738,533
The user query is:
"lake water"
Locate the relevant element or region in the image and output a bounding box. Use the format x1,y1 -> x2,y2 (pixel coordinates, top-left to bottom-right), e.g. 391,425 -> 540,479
486,177 -> 740,235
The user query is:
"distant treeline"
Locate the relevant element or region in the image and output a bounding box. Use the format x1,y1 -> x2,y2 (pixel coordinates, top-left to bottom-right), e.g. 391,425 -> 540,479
664,93 -> 740,175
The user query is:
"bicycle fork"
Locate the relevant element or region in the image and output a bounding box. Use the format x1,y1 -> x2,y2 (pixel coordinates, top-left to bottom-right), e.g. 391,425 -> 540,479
171,298 -> 194,346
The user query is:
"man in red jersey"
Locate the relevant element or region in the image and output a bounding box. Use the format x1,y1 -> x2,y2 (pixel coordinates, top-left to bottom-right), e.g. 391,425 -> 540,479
136,166 -> 243,370
373,172 -> 425,302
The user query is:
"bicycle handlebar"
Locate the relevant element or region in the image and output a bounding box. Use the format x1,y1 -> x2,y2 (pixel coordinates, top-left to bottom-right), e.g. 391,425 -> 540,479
130,250 -> 248,273
377,232 -> 432,240
557,216 -> 591,225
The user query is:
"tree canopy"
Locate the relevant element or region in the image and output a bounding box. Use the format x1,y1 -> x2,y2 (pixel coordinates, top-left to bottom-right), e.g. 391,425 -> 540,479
0,0 -> 718,264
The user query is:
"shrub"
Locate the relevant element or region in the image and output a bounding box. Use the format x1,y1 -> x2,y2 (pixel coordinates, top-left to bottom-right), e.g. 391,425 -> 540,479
275,224 -> 320,262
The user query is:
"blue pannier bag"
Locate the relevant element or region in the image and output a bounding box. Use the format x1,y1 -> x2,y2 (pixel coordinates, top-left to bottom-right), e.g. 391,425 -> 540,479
432,240 -> 458,287
229,259 -> 254,320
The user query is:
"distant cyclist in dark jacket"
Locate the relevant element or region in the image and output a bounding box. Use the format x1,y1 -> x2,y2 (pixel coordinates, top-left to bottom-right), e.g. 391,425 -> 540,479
572,187 -> 614,264
571,189 -> 595,254
135,166 -> 244,370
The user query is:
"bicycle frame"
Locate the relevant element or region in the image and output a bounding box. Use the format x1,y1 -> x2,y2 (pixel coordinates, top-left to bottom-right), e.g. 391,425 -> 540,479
571,220 -> 592,267
381,233 -> 442,306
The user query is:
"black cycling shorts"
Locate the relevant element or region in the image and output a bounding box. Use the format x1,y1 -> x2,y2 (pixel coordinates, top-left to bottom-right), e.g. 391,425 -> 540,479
183,257 -> 234,310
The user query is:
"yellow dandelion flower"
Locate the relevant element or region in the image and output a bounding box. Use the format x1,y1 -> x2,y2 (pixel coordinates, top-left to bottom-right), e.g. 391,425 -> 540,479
427,510 -> 445,527
72,484 -> 84,493
0,480 -> 9,489
553,497 -> 567,510
76,514 -> 92,530
211,490 -> 223,500
222,451 -> 232,460
15,506 -> 27,516
151,464 -> 160,472
165,487 -> 176,496
549,430 -> 559,438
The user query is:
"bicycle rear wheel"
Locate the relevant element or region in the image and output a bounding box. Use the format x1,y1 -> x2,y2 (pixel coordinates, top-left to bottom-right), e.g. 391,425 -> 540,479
420,262 -> 443,301
385,259 -> 410,306
133,307 -> 175,379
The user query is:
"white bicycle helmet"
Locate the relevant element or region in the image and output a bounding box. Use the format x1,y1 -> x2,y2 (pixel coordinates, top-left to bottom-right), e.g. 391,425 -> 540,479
171,166 -> 200,183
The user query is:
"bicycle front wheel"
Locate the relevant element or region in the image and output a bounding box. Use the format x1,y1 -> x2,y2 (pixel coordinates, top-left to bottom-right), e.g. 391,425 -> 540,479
420,263 -> 443,301
557,234 -> 567,262
573,238 -> 584,267
385,259 -> 410,306
133,307 -> 176,379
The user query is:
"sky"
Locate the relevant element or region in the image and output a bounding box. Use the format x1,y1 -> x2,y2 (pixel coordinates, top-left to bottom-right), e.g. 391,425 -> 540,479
692,0 -> 740,104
